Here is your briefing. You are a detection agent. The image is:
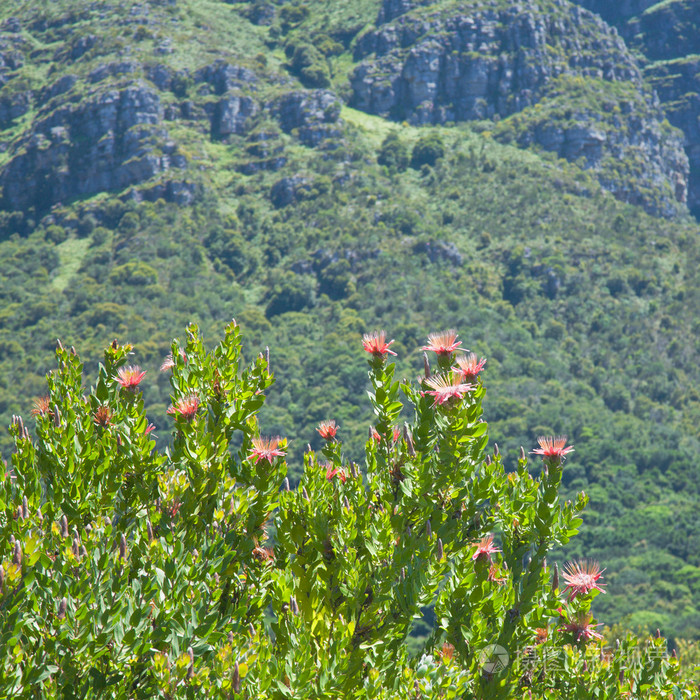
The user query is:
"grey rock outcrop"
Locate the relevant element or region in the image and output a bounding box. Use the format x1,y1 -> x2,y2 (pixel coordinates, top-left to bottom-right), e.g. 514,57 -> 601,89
353,0 -> 639,123
0,83 -> 186,212
647,57 -> 700,217
351,0 -> 688,216
270,90 -> 341,146
194,61 -> 256,95
211,93 -> 258,138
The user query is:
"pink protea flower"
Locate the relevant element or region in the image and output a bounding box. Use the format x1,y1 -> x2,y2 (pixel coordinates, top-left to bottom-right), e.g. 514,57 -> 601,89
562,612 -> 603,643
249,437 -> 285,465
160,349 -> 187,372
317,420 -> 339,440
422,330 -> 463,355
531,436 -> 574,466
371,427 -> 401,443
325,464 -> 347,483
472,534 -> 500,564
562,560 -> 606,601
362,331 -> 397,357
453,353 -> 486,382
117,365 -> 146,389
166,394 -> 200,421
421,373 -> 473,407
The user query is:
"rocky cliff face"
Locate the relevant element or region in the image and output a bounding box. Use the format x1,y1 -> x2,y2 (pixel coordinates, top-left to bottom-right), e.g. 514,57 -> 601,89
572,0 -> 700,218
647,57 -> 700,218
351,0 -> 688,216
0,5 -> 342,215
0,76 -> 187,213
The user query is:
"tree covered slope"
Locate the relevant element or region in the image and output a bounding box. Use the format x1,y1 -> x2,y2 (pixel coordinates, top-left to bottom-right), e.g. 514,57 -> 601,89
0,0 -> 699,640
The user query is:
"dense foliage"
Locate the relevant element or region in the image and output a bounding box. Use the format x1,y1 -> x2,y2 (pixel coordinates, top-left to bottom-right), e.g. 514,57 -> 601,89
0,324 -> 695,697
0,0 -> 698,647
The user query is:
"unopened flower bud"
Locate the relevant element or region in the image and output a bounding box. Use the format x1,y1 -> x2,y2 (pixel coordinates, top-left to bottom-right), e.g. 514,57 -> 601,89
228,631 -> 234,643
344,496 -> 350,511
187,646 -> 194,679
437,538 -> 444,561
552,563 -> 559,591
12,541 -> 21,567
22,496 -> 28,520
423,352 -> 431,378
58,596 -> 67,619
582,659 -> 588,673
426,520 -> 432,538
403,424 -> 415,457
485,455 -> 491,466
72,537 -> 80,558
283,477 -> 290,492
80,545 -> 87,558
147,520 -> 154,542
290,595 -> 299,615
519,446 -> 526,461
494,443 -> 499,456
656,628 -> 661,639
265,346 -> 270,370
350,463 -> 357,478
302,487 -> 309,501
248,623 -> 255,637
619,669 -> 624,684
61,515 -> 69,538
672,648 -> 677,658
233,660 -> 241,693
119,533 -> 127,560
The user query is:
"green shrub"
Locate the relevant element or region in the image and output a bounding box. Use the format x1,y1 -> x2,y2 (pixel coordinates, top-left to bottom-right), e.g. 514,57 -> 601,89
411,134 -> 446,169
0,324 -> 693,698
378,132 -> 409,171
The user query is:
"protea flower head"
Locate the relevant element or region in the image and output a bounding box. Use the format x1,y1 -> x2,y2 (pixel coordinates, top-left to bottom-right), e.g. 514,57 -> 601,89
421,373 -> 473,407
531,436 -> 574,466
562,559 -> 606,601
317,420 -> 339,440
562,612 -> 603,643
454,353 -> 486,382
472,534 -> 500,564
422,330 -> 463,355
362,330 -> 397,357
116,365 -> 146,390
249,437 -> 286,465
325,464 -> 347,483
167,394 -> 200,421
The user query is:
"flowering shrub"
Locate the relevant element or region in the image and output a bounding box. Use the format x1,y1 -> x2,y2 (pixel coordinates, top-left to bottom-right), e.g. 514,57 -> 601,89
0,323 -> 694,698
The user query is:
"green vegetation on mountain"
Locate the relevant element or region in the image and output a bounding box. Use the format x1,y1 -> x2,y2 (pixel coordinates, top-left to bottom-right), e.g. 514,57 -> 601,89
0,0 -> 699,650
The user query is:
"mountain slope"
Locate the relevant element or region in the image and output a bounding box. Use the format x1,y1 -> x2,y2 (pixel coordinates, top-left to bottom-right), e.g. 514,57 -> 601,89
0,0 -> 699,641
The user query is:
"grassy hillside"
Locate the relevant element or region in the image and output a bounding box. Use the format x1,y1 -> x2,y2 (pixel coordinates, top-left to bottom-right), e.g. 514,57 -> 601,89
0,0 -> 699,643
